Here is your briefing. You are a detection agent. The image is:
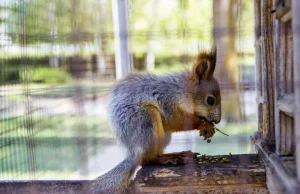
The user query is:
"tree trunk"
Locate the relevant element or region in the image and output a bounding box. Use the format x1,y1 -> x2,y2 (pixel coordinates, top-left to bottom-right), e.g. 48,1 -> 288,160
213,0 -> 238,87
213,0 -> 245,122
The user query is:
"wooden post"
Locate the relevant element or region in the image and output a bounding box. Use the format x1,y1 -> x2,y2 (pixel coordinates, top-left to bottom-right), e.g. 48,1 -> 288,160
261,0 -> 275,141
292,0 -> 300,180
112,0 -> 133,79
254,0 -> 263,133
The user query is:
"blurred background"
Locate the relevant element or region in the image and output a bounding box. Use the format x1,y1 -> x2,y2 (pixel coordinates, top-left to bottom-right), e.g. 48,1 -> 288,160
0,0 -> 256,180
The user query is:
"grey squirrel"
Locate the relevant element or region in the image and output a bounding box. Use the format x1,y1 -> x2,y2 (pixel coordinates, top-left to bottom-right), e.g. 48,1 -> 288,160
89,46 -> 221,194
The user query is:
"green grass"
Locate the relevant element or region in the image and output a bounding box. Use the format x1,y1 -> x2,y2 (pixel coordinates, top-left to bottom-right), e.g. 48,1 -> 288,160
33,115 -> 113,138
0,114 -> 114,180
151,62 -> 192,75
0,114 -> 257,180
1,115 -> 113,138
0,82 -> 113,97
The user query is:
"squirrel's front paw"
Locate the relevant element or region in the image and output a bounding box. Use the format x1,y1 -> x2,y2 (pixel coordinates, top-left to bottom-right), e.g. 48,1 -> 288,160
198,120 -> 215,142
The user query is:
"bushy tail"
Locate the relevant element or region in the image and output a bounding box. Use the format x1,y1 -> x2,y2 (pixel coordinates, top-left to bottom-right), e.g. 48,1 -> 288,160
88,157 -> 137,194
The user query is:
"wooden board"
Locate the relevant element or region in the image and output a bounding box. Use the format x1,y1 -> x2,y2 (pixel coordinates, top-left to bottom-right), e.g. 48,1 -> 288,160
0,180 -> 88,194
255,139 -> 299,194
292,0 -> 300,180
134,154 -> 269,193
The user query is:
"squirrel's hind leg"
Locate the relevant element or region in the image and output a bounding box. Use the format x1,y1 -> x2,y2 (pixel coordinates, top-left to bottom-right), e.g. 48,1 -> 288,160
131,104 -> 166,165
137,105 -> 199,166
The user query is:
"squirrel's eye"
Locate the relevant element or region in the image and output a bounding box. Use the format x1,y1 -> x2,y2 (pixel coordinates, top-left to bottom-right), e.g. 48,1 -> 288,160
206,96 -> 215,106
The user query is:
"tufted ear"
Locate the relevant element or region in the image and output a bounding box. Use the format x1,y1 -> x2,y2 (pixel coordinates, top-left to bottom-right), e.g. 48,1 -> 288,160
191,46 -> 217,81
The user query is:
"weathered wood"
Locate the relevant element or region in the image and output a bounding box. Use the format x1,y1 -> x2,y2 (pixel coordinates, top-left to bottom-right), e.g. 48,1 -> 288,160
277,94 -> 295,117
285,115 -> 294,154
275,0 -> 292,22
292,0 -> 300,180
286,21 -> 293,93
273,10 -> 282,156
254,0 -> 262,97
256,0 -> 299,185
276,21 -> 286,97
265,166 -> 286,194
134,154 -> 268,193
280,112 -> 286,154
140,184 -> 269,193
258,103 -> 264,132
261,0 -> 275,141
254,0 -> 264,134
262,103 -> 269,136
0,180 -> 89,194
255,139 -> 299,194
273,0 -> 295,156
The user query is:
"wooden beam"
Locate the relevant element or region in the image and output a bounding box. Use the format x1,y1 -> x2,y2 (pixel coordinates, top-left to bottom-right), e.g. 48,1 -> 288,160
273,0 -> 295,159
0,180 -> 89,194
255,140 -> 299,194
261,0 -> 275,141
141,184 -> 269,193
134,154 -> 268,193
276,0 -> 292,22
292,0 -> 300,181
254,0 -> 262,98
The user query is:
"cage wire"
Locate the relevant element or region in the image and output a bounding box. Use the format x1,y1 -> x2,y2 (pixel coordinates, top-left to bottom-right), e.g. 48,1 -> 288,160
0,0 -> 256,181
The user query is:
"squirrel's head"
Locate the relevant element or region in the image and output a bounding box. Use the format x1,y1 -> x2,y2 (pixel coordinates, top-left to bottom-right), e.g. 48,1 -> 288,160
190,46 -> 221,124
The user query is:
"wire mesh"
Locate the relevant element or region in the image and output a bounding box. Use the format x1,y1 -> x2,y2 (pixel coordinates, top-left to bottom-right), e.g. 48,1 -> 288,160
0,0 -> 115,180
0,0 -> 256,181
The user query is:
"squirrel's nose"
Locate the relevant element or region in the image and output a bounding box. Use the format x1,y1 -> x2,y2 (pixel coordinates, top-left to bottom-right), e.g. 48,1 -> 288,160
211,117 -> 221,124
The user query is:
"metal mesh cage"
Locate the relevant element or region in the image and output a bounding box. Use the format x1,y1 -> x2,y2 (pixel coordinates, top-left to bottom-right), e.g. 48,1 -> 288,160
0,0 -> 115,180
0,0 -> 256,181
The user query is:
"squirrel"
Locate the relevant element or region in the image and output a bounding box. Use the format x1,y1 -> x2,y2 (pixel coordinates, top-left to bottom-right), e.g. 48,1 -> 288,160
88,46 -> 221,194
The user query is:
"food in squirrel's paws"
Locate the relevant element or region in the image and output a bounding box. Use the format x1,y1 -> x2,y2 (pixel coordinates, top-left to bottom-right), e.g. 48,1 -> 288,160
199,119 -> 229,143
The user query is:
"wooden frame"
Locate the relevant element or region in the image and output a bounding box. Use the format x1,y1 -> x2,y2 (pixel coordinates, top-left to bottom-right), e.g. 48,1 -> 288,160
292,0 -> 300,181
254,0 -> 300,191
276,0 -> 291,22
273,0 -> 294,156
255,0 -> 275,141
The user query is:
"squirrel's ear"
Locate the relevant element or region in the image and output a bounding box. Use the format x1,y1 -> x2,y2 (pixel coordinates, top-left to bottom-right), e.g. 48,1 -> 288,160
192,46 -> 217,81
211,45 -> 217,63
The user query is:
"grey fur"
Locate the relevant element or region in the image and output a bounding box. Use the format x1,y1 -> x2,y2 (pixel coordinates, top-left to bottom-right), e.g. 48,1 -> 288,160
89,157 -> 136,194
90,67 -> 221,193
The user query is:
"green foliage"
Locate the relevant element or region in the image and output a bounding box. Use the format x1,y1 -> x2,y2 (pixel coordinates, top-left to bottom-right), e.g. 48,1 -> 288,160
3,0 -> 254,57
130,0 -> 213,56
240,0 -> 254,38
0,115 -> 112,179
34,115 -> 112,138
20,67 -> 70,84
0,65 -> 20,83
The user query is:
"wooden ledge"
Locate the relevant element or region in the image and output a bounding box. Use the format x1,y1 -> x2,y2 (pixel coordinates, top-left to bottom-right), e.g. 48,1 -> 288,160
134,154 -> 269,193
255,139 -> 300,194
0,180 -> 89,194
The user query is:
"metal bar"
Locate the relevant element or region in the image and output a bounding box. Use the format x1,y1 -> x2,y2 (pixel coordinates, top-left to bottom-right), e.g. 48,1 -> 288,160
112,0 -> 133,79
